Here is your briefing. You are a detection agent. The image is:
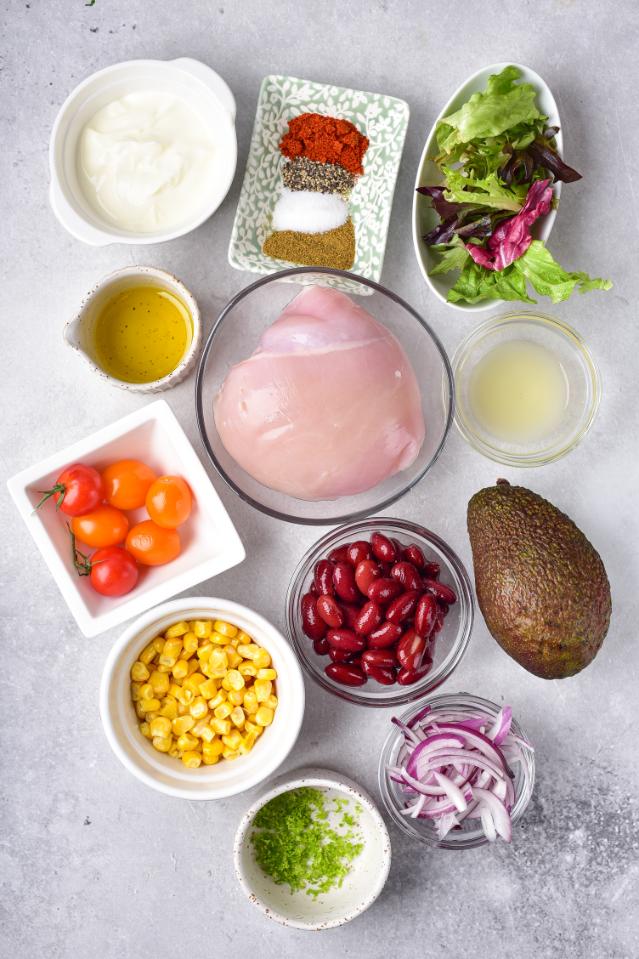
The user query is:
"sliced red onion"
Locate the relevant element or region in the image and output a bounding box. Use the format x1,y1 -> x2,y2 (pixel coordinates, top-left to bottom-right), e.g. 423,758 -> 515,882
486,705 -> 512,745
480,807 -> 497,842
433,771 -> 468,812
473,787 -> 512,842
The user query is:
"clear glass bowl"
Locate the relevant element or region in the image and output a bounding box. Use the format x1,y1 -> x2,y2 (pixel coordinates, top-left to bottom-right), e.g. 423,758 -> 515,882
195,267 -> 454,524
452,311 -> 601,467
286,518 -> 474,707
378,692 -> 536,848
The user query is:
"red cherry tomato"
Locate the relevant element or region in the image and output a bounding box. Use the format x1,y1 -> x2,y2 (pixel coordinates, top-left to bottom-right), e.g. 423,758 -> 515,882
102,460 -> 157,510
71,504 -> 129,548
36,463 -> 103,516
145,476 -> 193,529
89,546 -> 139,597
126,520 -> 181,567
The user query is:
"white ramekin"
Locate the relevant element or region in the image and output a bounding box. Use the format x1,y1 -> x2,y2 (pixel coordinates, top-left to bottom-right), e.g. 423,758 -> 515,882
233,767 -> 391,930
49,57 -> 237,245
100,598 -> 305,800
64,265 -> 202,393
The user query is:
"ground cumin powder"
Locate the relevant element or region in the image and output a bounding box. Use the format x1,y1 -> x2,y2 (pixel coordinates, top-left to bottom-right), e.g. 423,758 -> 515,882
262,218 -> 355,269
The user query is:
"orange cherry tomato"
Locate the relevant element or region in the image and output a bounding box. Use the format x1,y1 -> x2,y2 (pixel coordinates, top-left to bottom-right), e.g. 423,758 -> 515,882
126,520 -> 181,566
145,475 -> 193,529
71,505 -> 129,548
102,460 -> 157,510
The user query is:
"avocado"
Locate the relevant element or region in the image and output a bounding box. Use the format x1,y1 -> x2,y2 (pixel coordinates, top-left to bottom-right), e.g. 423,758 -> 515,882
467,480 -> 611,679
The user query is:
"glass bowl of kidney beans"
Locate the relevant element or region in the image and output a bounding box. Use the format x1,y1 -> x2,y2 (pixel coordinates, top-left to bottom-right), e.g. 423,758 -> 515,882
286,518 -> 474,706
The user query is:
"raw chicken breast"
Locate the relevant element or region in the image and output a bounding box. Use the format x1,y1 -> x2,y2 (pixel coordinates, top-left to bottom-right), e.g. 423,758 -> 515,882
213,286 -> 425,501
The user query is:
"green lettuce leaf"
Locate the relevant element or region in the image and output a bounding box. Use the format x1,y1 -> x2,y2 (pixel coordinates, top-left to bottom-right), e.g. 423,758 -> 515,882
442,168 -> 525,212
436,67 -> 543,154
429,237 -> 470,276
513,241 -> 613,303
447,260 -> 500,304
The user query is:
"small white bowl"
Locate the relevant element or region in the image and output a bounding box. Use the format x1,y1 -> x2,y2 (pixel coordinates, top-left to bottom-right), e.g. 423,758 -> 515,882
412,62 -> 562,313
233,767 -> 391,930
100,598 -> 305,800
6,401 -> 245,637
64,266 -> 202,393
49,57 -> 237,245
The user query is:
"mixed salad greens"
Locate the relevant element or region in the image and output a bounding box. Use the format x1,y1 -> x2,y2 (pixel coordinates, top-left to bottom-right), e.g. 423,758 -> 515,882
419,66 -> 612,304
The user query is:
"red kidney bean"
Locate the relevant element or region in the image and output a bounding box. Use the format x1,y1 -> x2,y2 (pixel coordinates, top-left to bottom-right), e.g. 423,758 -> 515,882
402,543 -> 426,570
364,663 -> 397,685
325,662 -> 367,686
371,531 -> 398,563
390,537 -> 404,555
313,560 -> 334,596
355,559 -> 381,596
337,603 -> 359,630
390,561 -> 422,591
397,660 -> 433,685
367,577 -> 402,605
309,582 -> 319,597
333,561 -> 359,603
414,593 -> 438,638
347,541 -> 371,566
313,636 -> 330,656
386,589 -> 420,625
316,595 -> 343,628
353,600 -> 383,635
362,649 -> 397,670
397,629 -> 427,670
423,579 -> 457,605
327,628 -> 365,652
327,544 -> 350,564
424,561 -> 441,579
329,646 -> 354,663
301,593 -> 327,640
367,621 -> 403,648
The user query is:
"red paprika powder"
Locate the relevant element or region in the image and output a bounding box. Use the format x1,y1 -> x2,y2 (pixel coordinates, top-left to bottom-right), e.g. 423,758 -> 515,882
280,113 -> 369,176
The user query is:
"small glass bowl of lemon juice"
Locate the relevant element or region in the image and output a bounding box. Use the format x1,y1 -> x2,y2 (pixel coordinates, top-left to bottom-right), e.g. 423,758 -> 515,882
65,266 -> 201,392
452,312 -> 601,467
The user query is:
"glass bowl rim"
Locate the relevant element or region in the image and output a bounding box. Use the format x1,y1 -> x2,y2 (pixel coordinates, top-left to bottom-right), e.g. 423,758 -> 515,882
194,266 -> 455,525
451,309 -> 601,468
377,691 -> 536,848
286,516 -> 474,707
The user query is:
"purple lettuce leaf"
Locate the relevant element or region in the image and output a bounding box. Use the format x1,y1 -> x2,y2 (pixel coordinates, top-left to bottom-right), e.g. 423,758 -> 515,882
466,179 -> 553,271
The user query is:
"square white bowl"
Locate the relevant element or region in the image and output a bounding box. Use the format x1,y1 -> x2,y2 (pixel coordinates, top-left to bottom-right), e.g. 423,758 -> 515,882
7,400 -> 245,637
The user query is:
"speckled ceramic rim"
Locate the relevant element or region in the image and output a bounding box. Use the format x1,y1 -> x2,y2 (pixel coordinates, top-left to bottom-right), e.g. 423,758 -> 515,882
232,766 -> 392,930
451,310 -> 601,466
194,266 -> 455,525
378,692 -> 536,849
286,517 -> 474,708
64,265 -> 203,393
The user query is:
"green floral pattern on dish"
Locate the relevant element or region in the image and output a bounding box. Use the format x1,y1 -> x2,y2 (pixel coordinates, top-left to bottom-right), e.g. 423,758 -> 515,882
228,75 -> 410,294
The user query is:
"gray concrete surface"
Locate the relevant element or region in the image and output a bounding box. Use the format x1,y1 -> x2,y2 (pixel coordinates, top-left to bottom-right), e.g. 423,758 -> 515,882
1,1 -> 638,957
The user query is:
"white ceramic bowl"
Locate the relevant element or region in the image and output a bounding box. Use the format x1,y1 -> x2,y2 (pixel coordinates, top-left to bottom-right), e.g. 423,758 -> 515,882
412,62 -> 562,312
100,598 -> 305,800
64,266 -> 202,393
6,401 -> 245,637
233,767 -> 391,930
49,58 -> 237,245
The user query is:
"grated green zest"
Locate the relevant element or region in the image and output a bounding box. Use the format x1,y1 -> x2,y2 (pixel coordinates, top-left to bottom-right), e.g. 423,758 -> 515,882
250,787 -> 364,898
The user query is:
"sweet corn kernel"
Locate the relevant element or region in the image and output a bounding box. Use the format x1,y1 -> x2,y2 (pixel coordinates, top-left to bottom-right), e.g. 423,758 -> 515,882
254,679 -> 272,703
139,721 -> 152,739
150,716 -> 172,738
207,691 -> 227,710
135,701 -> 147,719
189,697 -> 209,720
139,642 -> 157,665
230,706 -> 245,728
237,630 -> 253,645
171,660 -> 189,680
152,736 -> 173,753
159,638 -> 182,667
183,672 -> 206,694
174,686 -> 194,706
149,670 -> 170,696
197,642 -> 213,662
177,732 -> 198,751
264,694 -> 278,711
226,669 -> 245,691
165,621 -> 189,638
238,661 -> 258,678
131,682 -> 142,702
214,701 -> 233,720
214,620 -> 238,638
255,706 -> 274,727
226,648 -> 243,669
172,715 -> 195,736
193,620 -> 212,638
139,683 -> 154,700
169,744 -> 179,757
210,631 -> 232,646
253,649 -> 271,669
159,698 -> 178,720
181,750 -> 201,768
209,648 -> 228,670
237,643 -> 260,660
155,664 -> 172,673
168,683 -> 182,699
152,637 -> 165,653
257,668 -> 277,681
227,689 -> 244,706
202,743 -> 220,764
244,720 -> 263,736
183,629 -> 200,652
130,661 -> 150,682
243,690 -> 258,715
211,717 -> 231,736
222,747 -> 239,760
192,720 -> 215,742
239,731 -> 257,754
140,697 -> 161,713
199,678 -> 218,700
187,660 -> 200,675
222,729 -> 242,750
177,702 -> 189,716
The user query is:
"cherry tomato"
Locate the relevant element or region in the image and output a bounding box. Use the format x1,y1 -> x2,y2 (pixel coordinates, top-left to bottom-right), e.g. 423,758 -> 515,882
71,505 -> 129,548
88,546 -> 139,597
126,520 -> 181,566
102,460 -> 157,510
145,475 -> 192,529
36,463 -> 103,516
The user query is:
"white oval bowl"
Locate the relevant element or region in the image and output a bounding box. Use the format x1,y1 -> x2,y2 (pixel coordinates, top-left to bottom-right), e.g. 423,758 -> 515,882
50,58 -> 237,246
412,62 -> 563,313
233,767 -> 391,930
64,265 -> 202,393
100,598 -> 305,799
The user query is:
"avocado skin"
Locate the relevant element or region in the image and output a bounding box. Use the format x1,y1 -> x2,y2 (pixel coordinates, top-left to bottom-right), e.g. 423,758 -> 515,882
467,480 -> 611,679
